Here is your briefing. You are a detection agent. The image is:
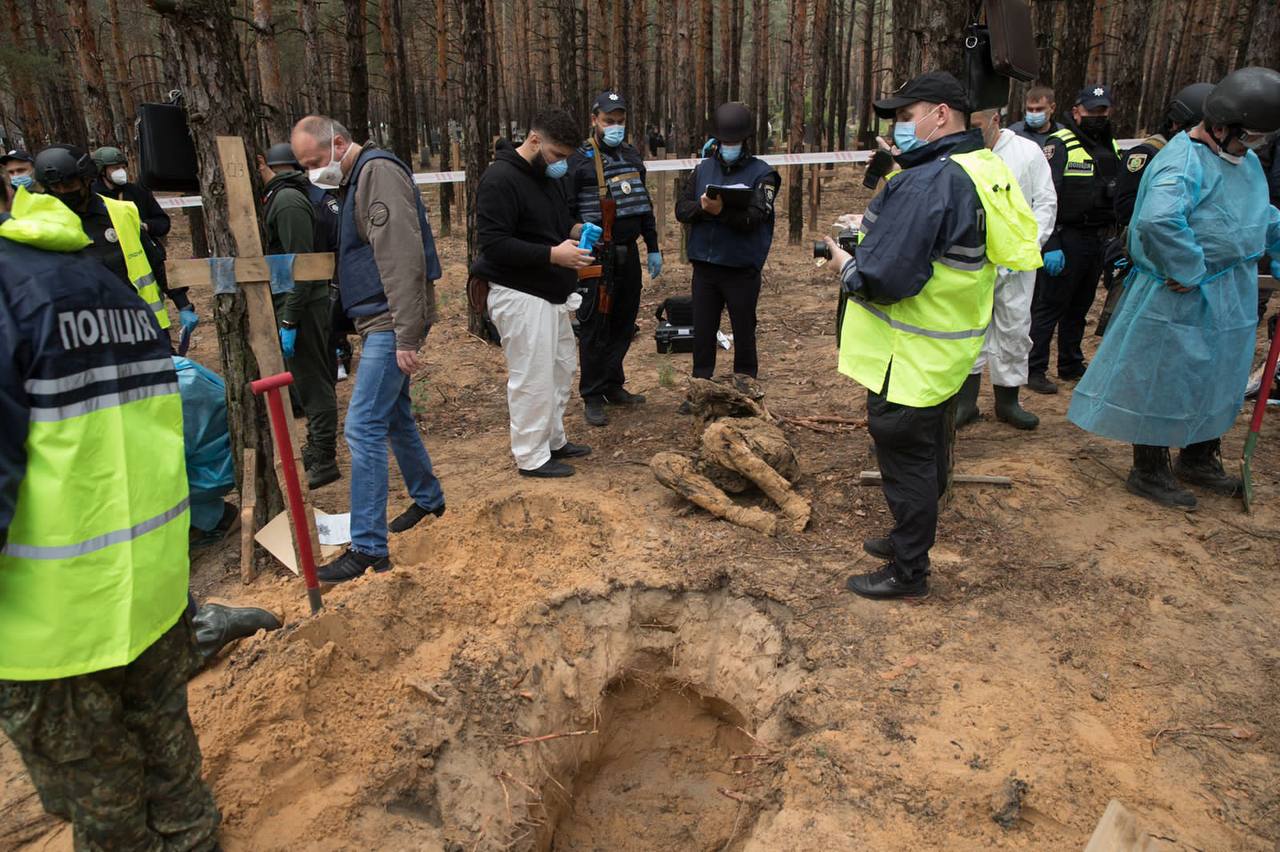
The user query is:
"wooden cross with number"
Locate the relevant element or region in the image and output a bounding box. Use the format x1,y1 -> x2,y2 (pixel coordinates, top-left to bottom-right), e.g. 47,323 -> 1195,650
165,136 -> 333,583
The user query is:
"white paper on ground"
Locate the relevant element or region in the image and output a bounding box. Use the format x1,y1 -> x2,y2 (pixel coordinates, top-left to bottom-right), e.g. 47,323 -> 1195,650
315,511 -> 351,546
254,509 -> 344,575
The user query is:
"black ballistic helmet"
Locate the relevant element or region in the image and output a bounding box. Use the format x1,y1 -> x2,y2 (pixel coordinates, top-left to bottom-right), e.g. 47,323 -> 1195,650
712,102 -> 754,143
1167,82 -> 1214,127
265,142 -> 301,169
33,145 -> 96,187
1203,67 -> 1280,132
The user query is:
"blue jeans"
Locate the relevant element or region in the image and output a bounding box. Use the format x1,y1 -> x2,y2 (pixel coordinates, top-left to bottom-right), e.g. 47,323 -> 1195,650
345,331 -> 444,556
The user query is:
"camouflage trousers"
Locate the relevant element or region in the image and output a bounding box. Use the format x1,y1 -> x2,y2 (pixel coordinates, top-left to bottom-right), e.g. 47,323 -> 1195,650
0,617 -> 221,852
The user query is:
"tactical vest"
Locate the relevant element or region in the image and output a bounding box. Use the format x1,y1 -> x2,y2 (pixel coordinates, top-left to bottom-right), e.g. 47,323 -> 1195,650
686,155 -> 777,271
0,192 -> 189,680
338,148 -> 443,317
838,150 -> 1043,407
101,194 -> 169,330
574,142 -> 653,224
1049,127 -> 1121,227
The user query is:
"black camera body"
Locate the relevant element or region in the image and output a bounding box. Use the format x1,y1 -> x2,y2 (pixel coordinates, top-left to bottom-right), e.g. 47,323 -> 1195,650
814,228 -> 858,261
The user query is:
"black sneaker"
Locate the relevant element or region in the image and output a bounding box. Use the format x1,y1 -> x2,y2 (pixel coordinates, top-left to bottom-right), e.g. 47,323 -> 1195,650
551,441 -> 592,459
1026,372 -> 1058,395
846,564 -> 929,600
863,537 -> 893,560
606,387 -> 647,406
519,459 -> 575,478
317,549 -> 391,584
584,399 -> 608,427
389,501 -> 446,533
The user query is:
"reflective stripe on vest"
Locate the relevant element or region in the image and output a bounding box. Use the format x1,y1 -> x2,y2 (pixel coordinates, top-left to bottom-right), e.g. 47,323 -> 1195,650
837,149 -> 1038,407
99,195 -> 170,330
0,373 -> 189,680
1051,128 -> 1121,179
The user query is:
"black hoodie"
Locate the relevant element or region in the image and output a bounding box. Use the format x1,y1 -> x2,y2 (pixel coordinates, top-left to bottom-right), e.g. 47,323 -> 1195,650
469,139 -> 578,303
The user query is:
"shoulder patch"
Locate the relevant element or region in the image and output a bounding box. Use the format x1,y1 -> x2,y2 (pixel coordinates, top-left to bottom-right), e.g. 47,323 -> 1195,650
1041,144 -> 1056,160
1126,153 -> 1148,173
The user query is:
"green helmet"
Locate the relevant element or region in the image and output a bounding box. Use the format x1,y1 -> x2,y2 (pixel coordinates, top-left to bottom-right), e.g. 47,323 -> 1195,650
91,146 -> 127,168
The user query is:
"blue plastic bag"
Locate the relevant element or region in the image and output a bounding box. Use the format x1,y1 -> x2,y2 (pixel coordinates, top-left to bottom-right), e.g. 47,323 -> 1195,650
173,356 -> 235,531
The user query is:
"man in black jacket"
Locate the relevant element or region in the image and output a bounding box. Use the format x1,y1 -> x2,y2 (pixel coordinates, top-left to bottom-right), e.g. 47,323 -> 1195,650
566,91 -> 662,427
259,142 -> 339,489
471,109 -> 596,478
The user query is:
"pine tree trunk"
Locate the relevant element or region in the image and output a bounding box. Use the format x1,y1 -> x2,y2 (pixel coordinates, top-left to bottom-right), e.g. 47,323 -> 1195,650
345,0 -> 369,140
377,0 -> 409,160
786,0 -> 808,245
1245,0 -> 1280,66
252,0 -> 288,142
436,0 -> 453,236
44,0 -> 90,149
558,0 -> 584,128
729,0 -> 743,101
298,0 -> 325,115
1111,0 -> 1150,137
718,0 -> 731,105
4,0 -> 45,145
148,0 -> 281,524
675,0 -> 693,153
65,0 -> 115,147
1054,0 -> 1096,112
629,0 -> 650,154
752,0 -> 769,147
462,0 -> 492,336
106,0 -> 135,132
810,0 -> 831,148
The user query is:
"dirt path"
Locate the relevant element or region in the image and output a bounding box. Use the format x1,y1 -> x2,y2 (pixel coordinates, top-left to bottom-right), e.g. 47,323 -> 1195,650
3,174 -> 1278,851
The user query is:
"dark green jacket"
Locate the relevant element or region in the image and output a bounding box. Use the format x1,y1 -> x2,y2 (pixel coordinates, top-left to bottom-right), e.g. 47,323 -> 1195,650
263,171 -> 319,325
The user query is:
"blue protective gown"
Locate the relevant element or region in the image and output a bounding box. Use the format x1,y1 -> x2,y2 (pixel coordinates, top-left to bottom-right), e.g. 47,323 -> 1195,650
1068,133 -> 1280,447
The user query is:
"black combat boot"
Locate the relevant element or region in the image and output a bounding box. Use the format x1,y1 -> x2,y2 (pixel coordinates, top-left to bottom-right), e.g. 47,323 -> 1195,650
1126,445 -> 1196,509
1175,438 -> 1242,496
993,385 -> 1039,430
954,373 -> 982,428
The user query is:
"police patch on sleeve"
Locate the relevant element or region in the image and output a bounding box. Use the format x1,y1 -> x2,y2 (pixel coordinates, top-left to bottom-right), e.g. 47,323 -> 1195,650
369,201 -> 390,227
1041,144 -> 1055,161
764,186 -> 776,203
1126,153 -> 1148,173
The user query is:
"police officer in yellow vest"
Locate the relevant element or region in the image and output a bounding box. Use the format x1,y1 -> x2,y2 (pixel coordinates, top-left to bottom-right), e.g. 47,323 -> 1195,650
0,184 -> 220,848
824,72 -> 1041,600
33,145 -> 199,346
1026,85 -> 1121,394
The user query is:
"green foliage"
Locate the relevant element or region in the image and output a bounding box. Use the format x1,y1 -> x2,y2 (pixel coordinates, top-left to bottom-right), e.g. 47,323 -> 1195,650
657,359 -> 677,389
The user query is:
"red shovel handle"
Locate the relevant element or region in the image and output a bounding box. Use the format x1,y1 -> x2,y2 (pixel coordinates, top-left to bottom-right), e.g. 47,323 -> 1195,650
1250,328 -> 1280,433
250,371 -> 323,613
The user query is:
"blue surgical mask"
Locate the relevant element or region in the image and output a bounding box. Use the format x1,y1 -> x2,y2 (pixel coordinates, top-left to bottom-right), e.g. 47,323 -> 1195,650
893,122 -> 924,153
1024,110 -> 1047,129
720,143 -> 743,164
9,174 -> 33,190
545,158 -> 568,179
602,125 -> 626,147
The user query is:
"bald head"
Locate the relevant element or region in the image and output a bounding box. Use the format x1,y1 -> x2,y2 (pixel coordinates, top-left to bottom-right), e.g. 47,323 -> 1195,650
291,115 -> 356,172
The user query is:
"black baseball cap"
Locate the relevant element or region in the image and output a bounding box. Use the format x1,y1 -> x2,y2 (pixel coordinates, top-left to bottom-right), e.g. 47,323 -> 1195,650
874,72 -> 971,119
1076,84 -> 1113,109
592,91 -> 627,113
1,149 -> 32,165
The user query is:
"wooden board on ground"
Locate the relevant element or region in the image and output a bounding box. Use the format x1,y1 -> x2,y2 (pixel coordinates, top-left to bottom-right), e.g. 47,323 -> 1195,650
1083,800 -> 1167,852
240,446 -> 257,584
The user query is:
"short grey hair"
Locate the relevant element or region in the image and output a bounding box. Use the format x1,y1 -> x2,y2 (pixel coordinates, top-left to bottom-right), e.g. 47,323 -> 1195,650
295,115 -> 352,146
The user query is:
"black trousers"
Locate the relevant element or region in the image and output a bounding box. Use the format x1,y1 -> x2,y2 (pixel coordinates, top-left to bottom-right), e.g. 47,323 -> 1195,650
1029,225 -> 1105,376
580,241 -> 642,400
867,386 -> 954,580
692,260 -> 761,379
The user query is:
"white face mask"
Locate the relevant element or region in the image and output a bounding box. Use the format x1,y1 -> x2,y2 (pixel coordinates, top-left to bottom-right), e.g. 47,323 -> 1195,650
308,131 -> 343,188
109,168 -> 127,186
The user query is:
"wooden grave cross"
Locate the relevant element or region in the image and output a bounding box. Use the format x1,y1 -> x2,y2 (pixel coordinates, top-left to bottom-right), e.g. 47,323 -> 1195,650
165,136 -> 333,583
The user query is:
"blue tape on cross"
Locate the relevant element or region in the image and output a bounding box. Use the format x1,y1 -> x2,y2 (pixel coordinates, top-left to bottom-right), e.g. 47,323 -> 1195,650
266,253 -> 296,295
210,257 -> 237,295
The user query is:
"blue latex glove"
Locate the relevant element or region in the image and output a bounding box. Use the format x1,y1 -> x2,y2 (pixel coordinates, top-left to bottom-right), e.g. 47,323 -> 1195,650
701,137 -> 717,157
279,327 -> 297,359
1043,249 -> 1066,277
578,222 -> 604,250
647,252 -> 662,278
1271,259 -> 1280,279
179,308 -> 199,332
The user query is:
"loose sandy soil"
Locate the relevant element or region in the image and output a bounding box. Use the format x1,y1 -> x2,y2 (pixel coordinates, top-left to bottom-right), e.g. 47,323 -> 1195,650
3,172 -> 1279,851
